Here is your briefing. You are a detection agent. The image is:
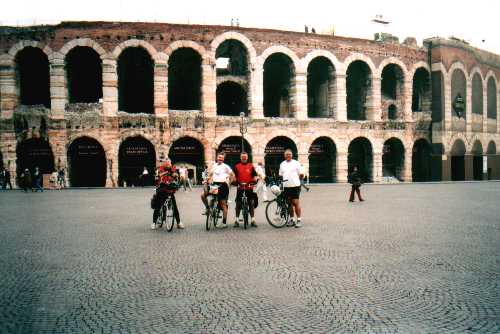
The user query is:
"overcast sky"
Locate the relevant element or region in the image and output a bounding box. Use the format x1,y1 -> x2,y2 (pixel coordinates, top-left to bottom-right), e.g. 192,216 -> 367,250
2,0 -> 499,54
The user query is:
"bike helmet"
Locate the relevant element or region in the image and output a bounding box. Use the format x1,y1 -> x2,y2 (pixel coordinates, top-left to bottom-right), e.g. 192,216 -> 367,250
270,184 -> 281,196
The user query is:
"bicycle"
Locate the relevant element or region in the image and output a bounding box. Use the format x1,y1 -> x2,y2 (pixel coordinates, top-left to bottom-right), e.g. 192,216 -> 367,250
153,183 -> 178,232
265,179 -> 293,228
238,182 -> 254,230
206,184 -> 221,231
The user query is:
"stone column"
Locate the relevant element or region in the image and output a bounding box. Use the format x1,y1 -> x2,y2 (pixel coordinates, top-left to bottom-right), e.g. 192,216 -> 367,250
49,56 -> 66,119
294,71 -> 308,120
336,151 -> 348,182
372,149 -> 383,183
465,81 -> 472,133
154,55 -> 168,117
0,57 -> 16,119
201,60 -> 216,118
442,154 -> 451,181
250,66 -> 264,119
102,58 -> 118,116
402,147 -> 413,182
335,73 -> 347,121
404,79 -> 413,121
369,77 -> 381,121
482,86 -> 488,133
443,77 -> 452,131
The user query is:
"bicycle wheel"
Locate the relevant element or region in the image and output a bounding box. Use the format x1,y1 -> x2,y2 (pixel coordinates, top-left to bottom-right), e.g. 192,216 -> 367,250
164,198 -> 175,232
212,200 -> 220,228
206,200 -> 213,231
154,206 -> 164,229
265,198 -> 287,228
242,199 -> 249,230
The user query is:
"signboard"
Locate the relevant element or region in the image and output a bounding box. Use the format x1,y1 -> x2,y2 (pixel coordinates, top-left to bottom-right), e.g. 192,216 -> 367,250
27,147 -> 52,157
309,143 -> 327,154
124,146 -> 150,156
171,145 -> 199,156
220,143 -> 241,154
265,145 -> 287,155
77,144 -> 101,156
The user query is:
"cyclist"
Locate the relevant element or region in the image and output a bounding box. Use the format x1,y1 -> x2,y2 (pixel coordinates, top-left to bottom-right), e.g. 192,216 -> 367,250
233,152 -> 258,227
152,158 -> 184,230
279,149 -> 305,228
201,153 -> 234,228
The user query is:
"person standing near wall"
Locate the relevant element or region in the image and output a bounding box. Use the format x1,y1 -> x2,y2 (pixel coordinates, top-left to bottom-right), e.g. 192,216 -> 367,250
33,167 -> 43,192
348,166 -> 364,202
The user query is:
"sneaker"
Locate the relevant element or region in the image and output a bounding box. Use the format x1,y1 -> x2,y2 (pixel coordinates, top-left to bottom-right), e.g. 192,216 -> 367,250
219,222 -> 228,229
286,219 -> 295,227
251,220 -> 258,227
233,220 -> 240,228
177,222 -> 185,229
295,220 -> 303,228
150,223 -> 156,230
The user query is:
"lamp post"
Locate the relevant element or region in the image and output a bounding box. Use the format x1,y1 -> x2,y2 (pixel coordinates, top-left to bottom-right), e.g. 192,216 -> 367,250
239,112 -> 247,153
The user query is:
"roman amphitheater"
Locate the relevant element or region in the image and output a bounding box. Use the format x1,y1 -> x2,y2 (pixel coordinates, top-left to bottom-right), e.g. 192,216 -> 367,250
0,21 -> 499,187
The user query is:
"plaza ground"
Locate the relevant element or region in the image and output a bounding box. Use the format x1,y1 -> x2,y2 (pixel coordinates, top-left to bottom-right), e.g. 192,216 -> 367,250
0,183 -> 499,333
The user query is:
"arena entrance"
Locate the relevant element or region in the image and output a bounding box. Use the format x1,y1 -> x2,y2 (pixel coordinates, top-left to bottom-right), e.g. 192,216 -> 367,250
119,137 -> 156,187
169,137 -> 205,185
217,136 -> 252,169
308,137 -> 336,183
264,136 -> 297,178
348,137 -> 373,182
412,139 -> 432,182
16,138 -> 55,178
68,137 -> 106,187
471,141 -> 483,181
382,138 -> 405,180
450,139 -> 466,181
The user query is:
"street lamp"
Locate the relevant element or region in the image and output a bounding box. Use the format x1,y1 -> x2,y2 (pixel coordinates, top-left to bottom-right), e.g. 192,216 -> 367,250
239,112 -> 247,153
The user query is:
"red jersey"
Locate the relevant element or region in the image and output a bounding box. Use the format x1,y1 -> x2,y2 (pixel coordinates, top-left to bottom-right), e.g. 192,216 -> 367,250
157,164 -> 177,186
233,162 -> 257,190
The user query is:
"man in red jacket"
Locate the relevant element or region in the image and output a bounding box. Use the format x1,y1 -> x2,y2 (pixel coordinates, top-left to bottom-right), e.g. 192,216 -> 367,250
233,152 -> 258,227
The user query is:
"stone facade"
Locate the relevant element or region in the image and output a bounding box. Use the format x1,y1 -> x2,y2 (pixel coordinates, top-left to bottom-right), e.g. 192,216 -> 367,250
0,22 -> 499,187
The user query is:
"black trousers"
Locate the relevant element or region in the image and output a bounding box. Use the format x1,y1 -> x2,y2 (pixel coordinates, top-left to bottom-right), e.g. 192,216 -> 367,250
153,191 -> 180,224
349,184 -> 363,201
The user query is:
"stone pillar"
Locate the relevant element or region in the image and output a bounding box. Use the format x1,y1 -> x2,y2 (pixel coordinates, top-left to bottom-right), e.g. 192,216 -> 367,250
250,66 -> 264,119
49,56 -> 66,119
335,73 -> 347,121
465,81 -> 472,133
0,57 -> 16,119
154,57 -> 168,117
404,79 -> 413,121
369,77 -> 381,121
464,154 -> 473,181
201,61 -> 216,118
336,151 -> 348,182
294,71 -> 308,120
442,155 -> 451,181
102,58 -> 118,116
443,77 -> 452,131
482,86 -> 488,133
106,156 -> 118,188
402,147 -> 413,182
372,149 -> 383,183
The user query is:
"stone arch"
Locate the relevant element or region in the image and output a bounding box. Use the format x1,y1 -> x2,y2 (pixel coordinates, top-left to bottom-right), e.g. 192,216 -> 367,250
16,138 -> 55,180
470,139 -> 484,180
380,61 -> 406,120
409,61 -> 431,81
412,66 -> 432,113
306,55 -> 336,118
450,64 -> 468,120
348,137 -> 373,182
165,40 -> 208,63
450,138 -> 466,181
487,140 -> 496,154
448,61 -> 469,81
486,73 -> 498,120
112,39 -> 158,61
382,137 -> 406,180
8,40 -> 52,58
67,136 -> 107,187
168,46 -> 203,111
346,58 -> 373,120
343,53 -> 377,76
469,67 -> 484,82
471,71 -> 484,116
210,31 -> 257,68
302,50 -> 343,73
412,138 -> 432,182
168,136 -> 206,183
217,136 -> 253,168
264,136 -> 298,176
259,46 -> 300,71
118,135 -> 156,186
59,38 -> 106,59
65,46 -> 103,103
14,46 -> 51,107
377,57 -> 409,79
309,136 -> 337,183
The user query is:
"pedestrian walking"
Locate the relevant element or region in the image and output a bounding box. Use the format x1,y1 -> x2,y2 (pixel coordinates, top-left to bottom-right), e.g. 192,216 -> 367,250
140,166 -> 149,187
57,168 -> 66,189
21,168 -> 32,192
348,166 -> 364,202
33,166 -> 43,192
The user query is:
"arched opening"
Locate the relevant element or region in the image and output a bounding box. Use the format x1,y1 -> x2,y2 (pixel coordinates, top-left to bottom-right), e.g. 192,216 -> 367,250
382,138 -> 405,180
216,82 -> 248,116
264,136 -> 298,177
471,141 -> 483,181
15,47 -> 50,107
119,137 -> 156,187
168,48 -> 202,110
451,69 -> 467,121
118,47 -> 154,114
431,70 -> 445,122
487,141 -> 497,180
487,78 -> 497,121
348,137 -> 373,182
412,68 -> 431,112
16,139 -> 55,184
471,74 -> 483,115
381,64 -> 405,120
412,139 -> 432,182
346,60 -> 371,120
450,139 -> 466,181
264,53 -> 295,118
388,104 -> 397,120
307,57 -> 335,118
217,136 -> 252,169
169,137 -> 205,184
66,46 -> 102,103
308,137 -> 336,183
215,39 -> 248,76
68,137 -> 106,187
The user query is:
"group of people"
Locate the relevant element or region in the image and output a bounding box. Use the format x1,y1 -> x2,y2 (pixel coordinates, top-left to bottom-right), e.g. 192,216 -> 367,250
151,149 -> 309,230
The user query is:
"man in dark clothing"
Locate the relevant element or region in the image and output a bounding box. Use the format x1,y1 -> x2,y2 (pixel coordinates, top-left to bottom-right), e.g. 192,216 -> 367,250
3,168 -> 12,190
21,169 -> 32,192
348,166 -> 364,202
33,167 -> 43,192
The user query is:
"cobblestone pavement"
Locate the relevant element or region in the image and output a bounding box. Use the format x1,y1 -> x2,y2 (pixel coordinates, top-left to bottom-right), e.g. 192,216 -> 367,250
0,183 -> 499,334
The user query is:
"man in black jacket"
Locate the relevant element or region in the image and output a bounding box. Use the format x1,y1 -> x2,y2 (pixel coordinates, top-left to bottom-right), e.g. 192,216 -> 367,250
348,166 -> 364,202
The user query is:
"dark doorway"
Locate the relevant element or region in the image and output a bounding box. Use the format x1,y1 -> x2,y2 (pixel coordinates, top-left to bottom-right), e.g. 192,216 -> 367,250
471,141 -> 483,181
119,137 -> 156,187
68,137 -> 106,187
118,47 -> 154,114
264,53 -> 294,117
216,82 -> 248,116
215,39 -> 248,76
15,47 -> 50,107
169,137 -> 205,184
412,68 -> 431,112
264,136 -> 297,177
346,60 -> 371,120
450,140 -> 466,181
66,46 -> 103,103
382,138 -> 405,180
16,138 -> 55,178
217,136 -> 252,169
348,137 -> 373,182
307,57 -> 335,118
487,77 -> 497,120
168,48 -> 202,110
309,137 -> 336,183
388,105 -> 397,120
412,139 -> 432,182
